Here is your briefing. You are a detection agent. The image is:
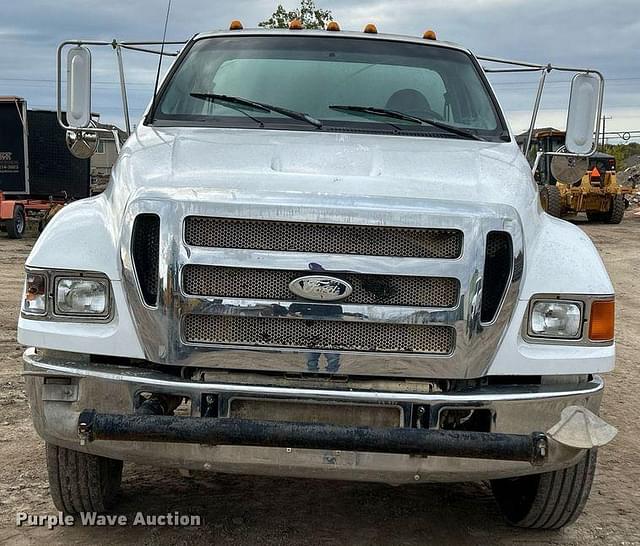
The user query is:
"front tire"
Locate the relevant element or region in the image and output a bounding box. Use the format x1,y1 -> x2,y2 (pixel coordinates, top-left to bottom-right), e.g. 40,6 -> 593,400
46,443 -> 123,514
491,449 -> 597,529
540,185 -> 562,218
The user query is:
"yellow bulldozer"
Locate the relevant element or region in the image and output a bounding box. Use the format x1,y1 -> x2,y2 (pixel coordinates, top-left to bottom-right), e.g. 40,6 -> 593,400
525,129 -> 630,223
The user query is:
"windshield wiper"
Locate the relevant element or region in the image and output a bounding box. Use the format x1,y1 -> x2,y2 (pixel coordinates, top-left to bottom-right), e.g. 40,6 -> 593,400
191,93 -> 322,129
329,105 -> 484,141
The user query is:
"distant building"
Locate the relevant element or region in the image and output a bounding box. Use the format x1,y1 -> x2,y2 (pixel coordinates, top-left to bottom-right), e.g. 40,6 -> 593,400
90,124 -> 127,194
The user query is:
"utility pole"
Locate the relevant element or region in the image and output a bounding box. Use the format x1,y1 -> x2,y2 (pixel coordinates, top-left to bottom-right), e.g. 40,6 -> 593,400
601,115 -> 612,147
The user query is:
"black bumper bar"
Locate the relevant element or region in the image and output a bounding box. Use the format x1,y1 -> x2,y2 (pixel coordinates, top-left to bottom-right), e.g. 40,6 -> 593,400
77,410 -> 548,466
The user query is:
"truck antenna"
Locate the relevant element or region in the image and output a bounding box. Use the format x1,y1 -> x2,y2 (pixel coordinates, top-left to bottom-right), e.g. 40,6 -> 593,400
148,0 -> 172,124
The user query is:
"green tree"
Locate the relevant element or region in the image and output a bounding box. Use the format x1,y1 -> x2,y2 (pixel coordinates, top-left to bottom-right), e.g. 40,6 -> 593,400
599,142 -> 640,169
259,0 -> 333,30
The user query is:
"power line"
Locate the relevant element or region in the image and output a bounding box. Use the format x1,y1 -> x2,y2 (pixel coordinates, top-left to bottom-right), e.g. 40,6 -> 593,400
489,76 -> 640,85
1,75 -> 639,87
0,77 -> 152,86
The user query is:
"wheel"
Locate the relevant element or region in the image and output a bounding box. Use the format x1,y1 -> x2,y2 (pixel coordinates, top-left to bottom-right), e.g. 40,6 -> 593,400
491,449 -> 597,529
603,194 -> 625,224
540,185 -> 562,218
6,206 -> 26,239
46,443 -> 123,514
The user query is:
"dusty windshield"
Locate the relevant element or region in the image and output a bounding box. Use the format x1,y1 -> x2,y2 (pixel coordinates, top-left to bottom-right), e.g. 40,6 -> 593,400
154,35 -> 508,141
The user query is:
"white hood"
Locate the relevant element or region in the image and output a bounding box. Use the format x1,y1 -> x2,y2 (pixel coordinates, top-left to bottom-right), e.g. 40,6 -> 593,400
113,125 -> 537,213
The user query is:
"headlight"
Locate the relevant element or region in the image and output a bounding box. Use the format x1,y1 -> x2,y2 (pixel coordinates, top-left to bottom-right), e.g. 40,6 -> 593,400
22,273 -> 47,315
55,278 -> 110,316
529,300 -> 582,339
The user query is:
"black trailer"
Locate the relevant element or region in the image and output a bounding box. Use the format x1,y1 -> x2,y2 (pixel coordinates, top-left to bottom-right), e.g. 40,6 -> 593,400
0,97 -> 29,194
0,96 -> 90,238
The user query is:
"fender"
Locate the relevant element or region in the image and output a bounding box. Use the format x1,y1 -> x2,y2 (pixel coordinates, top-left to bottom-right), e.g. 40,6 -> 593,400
26,195 -> 121,279
19,193 -> 145,358
0,198 -> 19,221
519,215 -> 613,298
488,215 -> 614,376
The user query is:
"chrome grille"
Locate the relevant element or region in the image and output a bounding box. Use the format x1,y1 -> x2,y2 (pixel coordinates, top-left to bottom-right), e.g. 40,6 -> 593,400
182,315 -> 455,354
183,265 -> 459,308
184,217 -> 462,259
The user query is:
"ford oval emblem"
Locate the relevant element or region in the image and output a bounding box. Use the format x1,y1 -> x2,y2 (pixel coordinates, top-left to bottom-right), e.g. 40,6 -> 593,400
289,275 -> 353,302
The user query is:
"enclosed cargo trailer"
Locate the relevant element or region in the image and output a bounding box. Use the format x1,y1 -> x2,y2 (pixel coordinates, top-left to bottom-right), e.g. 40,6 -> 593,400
0,97 -> 29,194
0,97 -> 90,238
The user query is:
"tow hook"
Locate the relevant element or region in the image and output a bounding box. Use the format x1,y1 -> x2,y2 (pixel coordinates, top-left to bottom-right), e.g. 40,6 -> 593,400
78,409 -> 95,446
531,432 -> 548,465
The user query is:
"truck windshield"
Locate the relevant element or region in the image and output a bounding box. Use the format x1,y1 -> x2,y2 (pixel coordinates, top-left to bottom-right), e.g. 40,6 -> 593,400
153,35 -> 507,141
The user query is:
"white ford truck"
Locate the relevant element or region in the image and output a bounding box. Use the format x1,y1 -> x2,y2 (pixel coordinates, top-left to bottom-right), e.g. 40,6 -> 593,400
19,24 -> 617,529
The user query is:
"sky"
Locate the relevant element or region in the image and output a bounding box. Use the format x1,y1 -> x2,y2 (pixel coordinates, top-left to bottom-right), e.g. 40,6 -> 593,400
1,0 -> 639,142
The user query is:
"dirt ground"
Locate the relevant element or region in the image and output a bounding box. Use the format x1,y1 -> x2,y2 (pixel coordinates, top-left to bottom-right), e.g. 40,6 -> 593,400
1,216 -> 639,545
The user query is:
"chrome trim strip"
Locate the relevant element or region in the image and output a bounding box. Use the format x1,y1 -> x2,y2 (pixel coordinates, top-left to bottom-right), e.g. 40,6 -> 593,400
185,247 -> 470,276
182,298 -> 463,325
23,349 -> 604,405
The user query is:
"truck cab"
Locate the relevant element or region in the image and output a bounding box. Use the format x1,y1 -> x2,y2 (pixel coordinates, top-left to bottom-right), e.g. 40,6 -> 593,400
19,25 -> 616,529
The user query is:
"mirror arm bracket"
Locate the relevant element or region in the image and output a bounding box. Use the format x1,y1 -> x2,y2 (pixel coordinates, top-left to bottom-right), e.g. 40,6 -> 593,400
531,151 -> 544,175
115,45 -> 132,136
523,68 -> 548,156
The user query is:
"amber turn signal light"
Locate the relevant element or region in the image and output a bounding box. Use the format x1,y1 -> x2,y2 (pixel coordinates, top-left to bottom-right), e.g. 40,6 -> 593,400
589,300 -> 615,341
423,30 -> 437,40
229,20 -> 243,30
364,23 -> 378,34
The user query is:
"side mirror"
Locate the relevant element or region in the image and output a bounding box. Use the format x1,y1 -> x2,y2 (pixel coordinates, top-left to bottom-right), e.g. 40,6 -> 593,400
565,73 -> 602,155
66,46 -> 92,128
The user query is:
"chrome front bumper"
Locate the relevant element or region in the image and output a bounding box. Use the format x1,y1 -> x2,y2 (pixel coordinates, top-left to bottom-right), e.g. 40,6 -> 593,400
23,348 -> 605,484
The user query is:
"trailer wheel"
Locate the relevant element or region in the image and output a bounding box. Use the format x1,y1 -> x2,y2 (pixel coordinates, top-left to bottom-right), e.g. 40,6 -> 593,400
603,194 -> 625,224
6,205 -> 26,239
46,443 -> 123,515
540,185 -> 562,218
491,449 -> 597,529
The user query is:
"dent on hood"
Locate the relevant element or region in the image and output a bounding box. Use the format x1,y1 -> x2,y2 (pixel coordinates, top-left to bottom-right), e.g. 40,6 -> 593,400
118,125 -> 535,211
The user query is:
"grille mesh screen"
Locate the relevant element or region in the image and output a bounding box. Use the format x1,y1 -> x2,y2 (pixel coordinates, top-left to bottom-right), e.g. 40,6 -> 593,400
184,217 -> 462,259
183,265 -> 459,308
132,214 -> 160,306
183,315 -> 455,354
481,231 -> 513,323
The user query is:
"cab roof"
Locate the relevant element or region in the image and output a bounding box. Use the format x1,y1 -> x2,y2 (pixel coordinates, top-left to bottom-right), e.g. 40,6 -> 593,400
193,28 -> 472,56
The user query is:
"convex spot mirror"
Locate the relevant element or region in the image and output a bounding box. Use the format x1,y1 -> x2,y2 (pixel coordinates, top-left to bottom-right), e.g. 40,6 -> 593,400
565,73 -> 603,155
66,46 -> 92,128
66,129 -> 98,159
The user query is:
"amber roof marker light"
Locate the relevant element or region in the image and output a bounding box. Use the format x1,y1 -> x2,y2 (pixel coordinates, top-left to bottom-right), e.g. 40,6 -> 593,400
423,29 -> 437,40
589,299 -> 615,342
289,18 -> 303,30
229,20 -> 244,30
363,23 -> 378,34
326,21 -> 341,31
